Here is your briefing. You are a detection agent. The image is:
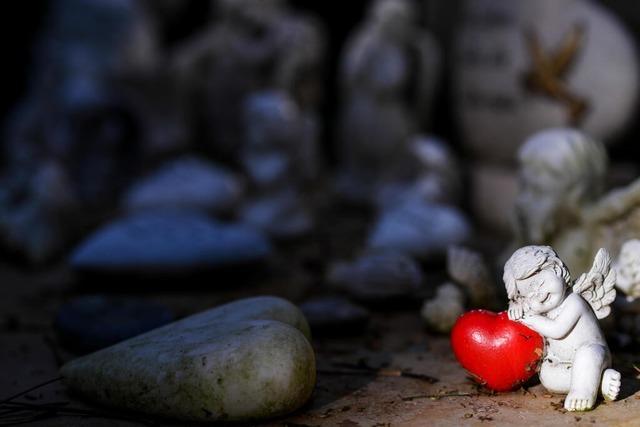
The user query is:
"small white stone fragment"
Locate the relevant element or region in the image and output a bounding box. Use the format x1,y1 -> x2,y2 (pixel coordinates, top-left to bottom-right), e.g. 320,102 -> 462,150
447,246 -> 496,308
614,239 -> 640,300
421,282 -> 466,334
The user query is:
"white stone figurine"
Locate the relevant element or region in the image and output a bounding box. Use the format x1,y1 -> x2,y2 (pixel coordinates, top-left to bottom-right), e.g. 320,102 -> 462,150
337,0 -> 441,202
173,0 -> 324,160
512,128 -> 640,292
505,245 -> 621,411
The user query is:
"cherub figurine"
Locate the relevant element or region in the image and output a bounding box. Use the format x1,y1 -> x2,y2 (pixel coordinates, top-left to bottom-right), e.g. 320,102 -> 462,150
512,127 -> 640,298
504,245 -> 621,411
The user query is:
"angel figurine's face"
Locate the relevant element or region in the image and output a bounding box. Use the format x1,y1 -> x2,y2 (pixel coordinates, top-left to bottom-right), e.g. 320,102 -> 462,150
514,270 -> 566,315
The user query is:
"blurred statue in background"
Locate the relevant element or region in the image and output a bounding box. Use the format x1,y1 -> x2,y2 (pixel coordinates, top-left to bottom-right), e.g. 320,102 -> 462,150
512,128 -> 640,297
0,161 -> 81,265
335,0 -> 468,262
454,0 -> 639,165
374,136 -> 462,208
239,90 -> 319,238
173,0 -> 324,238
5,0 -> 160,203
174,0 -> 325,161
1,0 -> 171,264
337,0 -> 441,203
455,0 -> 639,234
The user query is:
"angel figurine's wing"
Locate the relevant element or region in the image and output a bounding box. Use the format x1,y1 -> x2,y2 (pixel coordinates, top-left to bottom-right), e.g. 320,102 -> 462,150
572,248 -> 617,319
583,178 -> 640,224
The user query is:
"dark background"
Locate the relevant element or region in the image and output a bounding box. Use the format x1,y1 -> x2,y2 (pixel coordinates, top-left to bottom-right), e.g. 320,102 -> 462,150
3,0 -> 640,164
0,0 -> 437,166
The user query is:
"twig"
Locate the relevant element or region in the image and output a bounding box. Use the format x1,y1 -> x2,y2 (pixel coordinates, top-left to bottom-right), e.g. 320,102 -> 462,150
0,409 -> 55,426
0,378 -> 63,406
0,407 -> 24,417
0,401 -> 157,426
401,392 -> 476,401
323,362 -> 439,384
42,334 -> 65,367
381,369 -> 439,383
0,379 -> 157,426
3,401 -> 70,409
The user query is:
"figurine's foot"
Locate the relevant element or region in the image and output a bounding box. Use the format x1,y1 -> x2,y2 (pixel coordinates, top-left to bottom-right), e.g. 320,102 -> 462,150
601,369 -> 621,401
564,391 -> 596,412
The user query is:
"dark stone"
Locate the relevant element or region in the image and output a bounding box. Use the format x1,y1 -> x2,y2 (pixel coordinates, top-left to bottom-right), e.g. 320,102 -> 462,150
300,296 -> 369,336
327,251 -> 423,302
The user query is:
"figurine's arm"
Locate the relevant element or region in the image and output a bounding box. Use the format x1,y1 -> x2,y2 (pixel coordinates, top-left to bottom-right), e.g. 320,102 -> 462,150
520,295 -> 582,339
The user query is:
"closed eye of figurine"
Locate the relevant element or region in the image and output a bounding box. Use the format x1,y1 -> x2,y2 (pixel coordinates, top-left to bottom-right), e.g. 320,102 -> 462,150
537,292 -> 551,304
526,289 -> 549,304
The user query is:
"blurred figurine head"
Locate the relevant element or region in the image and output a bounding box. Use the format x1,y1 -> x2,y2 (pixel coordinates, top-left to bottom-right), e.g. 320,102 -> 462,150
369,0 -> 416,40
515,128 -> 607,243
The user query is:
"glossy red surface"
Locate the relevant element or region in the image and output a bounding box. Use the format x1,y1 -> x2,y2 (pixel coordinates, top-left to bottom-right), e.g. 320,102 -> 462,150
450,310 -> 544,392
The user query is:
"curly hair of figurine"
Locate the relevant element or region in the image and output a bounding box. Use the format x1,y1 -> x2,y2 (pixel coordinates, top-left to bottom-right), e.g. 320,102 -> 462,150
503,245 -> 572,300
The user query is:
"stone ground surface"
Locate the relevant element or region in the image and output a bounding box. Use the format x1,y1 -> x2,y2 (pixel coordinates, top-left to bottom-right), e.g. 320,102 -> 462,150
2,264 -> 640,427
1,205 -> 640,426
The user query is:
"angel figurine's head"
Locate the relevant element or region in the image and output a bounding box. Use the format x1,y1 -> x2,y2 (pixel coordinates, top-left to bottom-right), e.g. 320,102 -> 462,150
515,128 -> 607,243
504,245 -> 572,315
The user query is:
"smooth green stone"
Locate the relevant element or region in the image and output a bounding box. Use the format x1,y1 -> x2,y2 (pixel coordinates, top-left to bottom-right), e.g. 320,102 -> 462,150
61,296 -> 315,422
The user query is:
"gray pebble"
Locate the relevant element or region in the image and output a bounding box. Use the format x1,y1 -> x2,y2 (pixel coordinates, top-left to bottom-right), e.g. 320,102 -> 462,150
70,211 -> 271,274
300,296 -> 369,335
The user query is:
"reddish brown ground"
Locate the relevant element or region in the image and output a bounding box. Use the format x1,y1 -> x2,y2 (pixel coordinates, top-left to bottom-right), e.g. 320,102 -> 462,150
1,260 -> 640,427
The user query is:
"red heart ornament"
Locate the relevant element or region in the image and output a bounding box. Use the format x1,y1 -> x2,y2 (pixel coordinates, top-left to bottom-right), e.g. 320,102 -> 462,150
450,310 -> 544,392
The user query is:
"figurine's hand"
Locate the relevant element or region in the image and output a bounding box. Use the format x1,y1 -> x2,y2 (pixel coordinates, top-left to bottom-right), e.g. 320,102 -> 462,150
508,303 -> 524,321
